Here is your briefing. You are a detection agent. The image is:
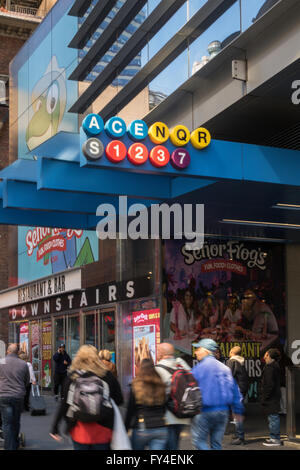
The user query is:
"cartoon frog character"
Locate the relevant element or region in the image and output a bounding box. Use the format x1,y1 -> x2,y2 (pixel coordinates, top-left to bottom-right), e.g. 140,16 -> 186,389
26,56 -> 66,151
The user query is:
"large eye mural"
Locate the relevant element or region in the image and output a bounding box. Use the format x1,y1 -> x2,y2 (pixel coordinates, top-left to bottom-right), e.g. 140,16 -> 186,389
26,56 -> 67,151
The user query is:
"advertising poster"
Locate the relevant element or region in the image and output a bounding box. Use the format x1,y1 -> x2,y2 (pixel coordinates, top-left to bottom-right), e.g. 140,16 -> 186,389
19,322 -> 29,355
42,321 -> 52,388
18,227 -> 99,284
132,309 -> 160,378
31,321 -> 40,383
163,239 -> 286,402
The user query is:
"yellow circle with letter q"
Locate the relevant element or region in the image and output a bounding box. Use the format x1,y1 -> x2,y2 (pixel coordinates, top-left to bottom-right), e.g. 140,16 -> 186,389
148,122 -> 169,144
170,125 -> 190,146
191,127 -> 211,149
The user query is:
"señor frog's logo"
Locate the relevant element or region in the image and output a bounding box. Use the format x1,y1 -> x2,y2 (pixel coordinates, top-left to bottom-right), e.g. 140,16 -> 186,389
26,228 -> 83,260
26,56 -> 67,151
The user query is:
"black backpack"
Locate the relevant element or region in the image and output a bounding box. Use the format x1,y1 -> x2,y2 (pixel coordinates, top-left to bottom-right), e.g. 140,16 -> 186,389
66,371 -> 113,424
156,365 -> 202,418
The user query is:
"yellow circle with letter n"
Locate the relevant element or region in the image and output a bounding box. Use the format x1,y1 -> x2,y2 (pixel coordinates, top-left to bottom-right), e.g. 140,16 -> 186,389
148,122 -> 170,144
170,125 -> 190,146
191,127 -> 211,149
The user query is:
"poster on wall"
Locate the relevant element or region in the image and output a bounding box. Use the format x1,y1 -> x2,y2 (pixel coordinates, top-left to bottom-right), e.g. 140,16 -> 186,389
162,239 -> 286,402
132,309 -> 160,378
42,321 -> 52,388
18,227 -> 99,284
19,322 -> 29,355
31,321 -> 40,383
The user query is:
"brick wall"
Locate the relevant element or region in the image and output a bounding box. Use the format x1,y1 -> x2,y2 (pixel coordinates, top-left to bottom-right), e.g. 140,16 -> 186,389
0,34 -> 26,345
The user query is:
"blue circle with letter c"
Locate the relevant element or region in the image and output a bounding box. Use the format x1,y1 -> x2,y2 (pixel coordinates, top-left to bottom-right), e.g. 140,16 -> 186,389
127,120 -> 148,141
105,116 -> 127,138
82,113 -> 104,136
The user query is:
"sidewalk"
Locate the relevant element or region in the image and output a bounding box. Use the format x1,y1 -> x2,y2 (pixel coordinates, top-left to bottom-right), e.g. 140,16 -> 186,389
0,394 -> 299,451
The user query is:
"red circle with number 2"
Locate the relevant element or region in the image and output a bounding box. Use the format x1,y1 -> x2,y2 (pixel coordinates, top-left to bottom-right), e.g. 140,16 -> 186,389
150,145 -> 170,168
106,140 -> 127,163
127,143 -> 148,165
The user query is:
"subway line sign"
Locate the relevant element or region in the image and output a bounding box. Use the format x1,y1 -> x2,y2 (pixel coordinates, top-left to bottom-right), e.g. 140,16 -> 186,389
81,114 -> 211,170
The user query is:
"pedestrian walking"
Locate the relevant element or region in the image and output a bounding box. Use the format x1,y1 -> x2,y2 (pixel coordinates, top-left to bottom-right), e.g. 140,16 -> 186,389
276,345 -> 293,415
125,358 -> 168,450
227,346 -> 249,445
0,343 -> 30,450
50,344 -> 123,450
52,344 -> 71,400
155,342 -> 191,450
99,349 -> 117,377
261,348 -> 282,447
191,338 -> 244,450
18,351 -> 36,411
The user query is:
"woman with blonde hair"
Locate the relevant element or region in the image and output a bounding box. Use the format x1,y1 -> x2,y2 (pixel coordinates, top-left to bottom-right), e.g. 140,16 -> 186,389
125,358 -> 168,450
99,349 -> 117,377
50,345 -> 123,450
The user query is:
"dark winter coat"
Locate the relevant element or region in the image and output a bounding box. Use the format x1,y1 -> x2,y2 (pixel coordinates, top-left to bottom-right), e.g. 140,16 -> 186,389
53,351 -> 72,375
227,355 -> 249,397
261,360 -> 281,415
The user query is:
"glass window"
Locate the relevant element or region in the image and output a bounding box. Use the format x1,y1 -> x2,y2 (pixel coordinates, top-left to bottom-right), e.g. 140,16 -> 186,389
101,311 -> 115,353
84,312 -> 98,347
54,316 -> 65,351
67,315 -> 80,360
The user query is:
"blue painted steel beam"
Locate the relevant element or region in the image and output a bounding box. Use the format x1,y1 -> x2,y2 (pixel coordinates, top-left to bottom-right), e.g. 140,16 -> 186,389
0,205 -> 97,229
0,159 -> 38,182
2,180 -> 158,213
37,158 -> 172,199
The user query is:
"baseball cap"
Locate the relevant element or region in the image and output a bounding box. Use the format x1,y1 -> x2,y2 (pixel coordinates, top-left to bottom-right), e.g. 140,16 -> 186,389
60,343 -> 65,348
192,338 -> 218,352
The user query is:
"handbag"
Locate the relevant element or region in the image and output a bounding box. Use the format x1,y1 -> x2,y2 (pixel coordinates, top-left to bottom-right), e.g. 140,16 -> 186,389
110,399 -> 132,450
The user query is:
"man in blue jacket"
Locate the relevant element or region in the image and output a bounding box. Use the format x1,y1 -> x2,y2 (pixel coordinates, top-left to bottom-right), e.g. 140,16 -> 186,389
191,338 -> 244,450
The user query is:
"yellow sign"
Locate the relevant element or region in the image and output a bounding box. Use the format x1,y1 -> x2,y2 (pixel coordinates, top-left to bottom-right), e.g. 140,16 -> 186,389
148,122 -> 170,144
170,125 -> 191,146
190,127 -> 211,149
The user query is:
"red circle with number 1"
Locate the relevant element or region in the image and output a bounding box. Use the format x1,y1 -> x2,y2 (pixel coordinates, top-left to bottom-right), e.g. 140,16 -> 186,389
150,145 -> 170,168
127,143 -> 148,165
105,140 -> 127,163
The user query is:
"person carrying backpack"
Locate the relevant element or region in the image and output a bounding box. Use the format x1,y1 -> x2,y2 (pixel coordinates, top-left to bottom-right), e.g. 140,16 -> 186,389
192,338 -> 244,450
49,345 -> 123,450
125,358 -> 168,450
155,343 -> 200,450
227,346 -> 249,445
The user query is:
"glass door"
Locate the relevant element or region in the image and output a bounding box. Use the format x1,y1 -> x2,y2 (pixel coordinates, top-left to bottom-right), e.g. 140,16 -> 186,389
67,315 -> 80,360
100,309 -> 116,362
54,316 -> 65,352
84,311 -> 98,348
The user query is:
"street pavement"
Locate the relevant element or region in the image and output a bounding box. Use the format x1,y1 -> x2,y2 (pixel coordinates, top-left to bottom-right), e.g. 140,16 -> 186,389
0,393 -> 299,451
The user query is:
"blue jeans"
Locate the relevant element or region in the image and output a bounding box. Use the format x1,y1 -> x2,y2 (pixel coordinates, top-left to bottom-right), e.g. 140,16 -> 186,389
131,427 -> 168,450
0,397 -> 23,450
234,418 -> 245,440
192,410 -> 229,450
72,440 -> 110,450
166,424 -> 183,450
268,413 -> 280,440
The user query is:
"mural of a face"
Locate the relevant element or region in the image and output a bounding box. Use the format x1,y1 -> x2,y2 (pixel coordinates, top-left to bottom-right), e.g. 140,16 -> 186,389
26,56 -> 66,151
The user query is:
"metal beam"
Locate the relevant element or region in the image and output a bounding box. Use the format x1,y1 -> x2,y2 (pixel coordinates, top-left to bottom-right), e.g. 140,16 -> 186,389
69,0 -> 148,82
68,0 -> 93,17
69,0 -> 118,50
93,0 -> 237,119
69,0 -> 187,113
37,158 -> 172,199
2,180 -> 159,213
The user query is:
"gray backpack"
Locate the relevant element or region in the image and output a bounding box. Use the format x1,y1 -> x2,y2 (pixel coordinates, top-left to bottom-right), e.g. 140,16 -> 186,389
66,371 -> 113,424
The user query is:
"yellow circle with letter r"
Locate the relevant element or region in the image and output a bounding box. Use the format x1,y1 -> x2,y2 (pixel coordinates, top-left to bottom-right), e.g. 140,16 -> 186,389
191,127 -> 211,149
148,122 -> 169,144
170,125 -> 190,146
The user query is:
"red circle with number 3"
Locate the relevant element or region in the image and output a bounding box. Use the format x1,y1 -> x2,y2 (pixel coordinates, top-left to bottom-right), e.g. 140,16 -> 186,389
127,143 -> 148,165
150,145 -> 170,168
106,140 -> 127,163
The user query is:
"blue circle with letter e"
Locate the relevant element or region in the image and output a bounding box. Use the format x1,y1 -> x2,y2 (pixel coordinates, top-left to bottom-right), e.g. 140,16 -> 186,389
105,116 -> 127,138
82,114 -> 104,137
127,120 -> 148,141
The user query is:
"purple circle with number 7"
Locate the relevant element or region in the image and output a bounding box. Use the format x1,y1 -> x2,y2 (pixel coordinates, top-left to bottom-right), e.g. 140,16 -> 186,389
171,148 -> 191,169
